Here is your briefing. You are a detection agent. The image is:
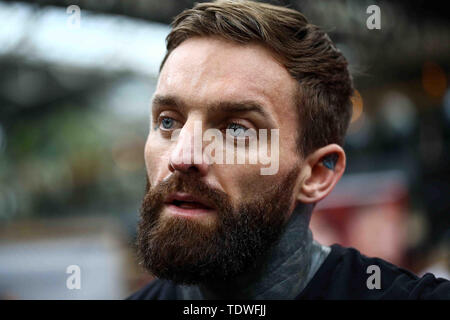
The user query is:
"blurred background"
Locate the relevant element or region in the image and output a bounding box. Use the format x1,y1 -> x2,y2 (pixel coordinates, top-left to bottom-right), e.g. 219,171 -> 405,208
0,0 -> 448,299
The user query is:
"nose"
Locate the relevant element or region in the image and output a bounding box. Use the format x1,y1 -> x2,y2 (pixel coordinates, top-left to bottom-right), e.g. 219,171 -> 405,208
168,120 -> 209,176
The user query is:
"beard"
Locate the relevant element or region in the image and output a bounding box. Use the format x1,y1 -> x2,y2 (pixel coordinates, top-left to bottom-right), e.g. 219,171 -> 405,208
136,168 -> 299,285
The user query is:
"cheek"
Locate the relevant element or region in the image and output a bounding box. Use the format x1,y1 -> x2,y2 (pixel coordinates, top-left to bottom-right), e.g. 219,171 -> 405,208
226,156 -> 299,203
144,134 -> 170,185
241,171 -> 282,196
218,164 -> 283,202
144,139 -> 153,173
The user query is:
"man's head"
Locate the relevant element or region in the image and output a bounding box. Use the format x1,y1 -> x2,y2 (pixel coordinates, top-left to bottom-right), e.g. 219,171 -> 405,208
137,0 -> 353,284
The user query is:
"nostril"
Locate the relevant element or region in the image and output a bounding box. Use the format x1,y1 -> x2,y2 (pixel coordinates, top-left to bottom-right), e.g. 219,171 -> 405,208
169,159 -> 200,173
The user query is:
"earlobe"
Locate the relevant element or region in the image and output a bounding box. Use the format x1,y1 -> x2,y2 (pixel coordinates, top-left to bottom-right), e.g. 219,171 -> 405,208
296,144 -> 346,204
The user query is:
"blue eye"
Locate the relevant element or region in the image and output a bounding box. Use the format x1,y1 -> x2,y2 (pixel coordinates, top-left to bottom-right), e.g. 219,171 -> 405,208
161,117 -> 174,129
227,123 -> 247,137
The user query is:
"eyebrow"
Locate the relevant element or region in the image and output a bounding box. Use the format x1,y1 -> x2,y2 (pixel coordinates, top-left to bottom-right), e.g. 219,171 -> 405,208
152,94 -> 187,113
151,94 -> 275,126
208,101 -> 270,119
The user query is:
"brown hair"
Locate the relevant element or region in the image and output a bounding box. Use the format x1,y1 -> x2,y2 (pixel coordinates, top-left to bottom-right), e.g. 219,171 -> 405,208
160,0 -> 354,156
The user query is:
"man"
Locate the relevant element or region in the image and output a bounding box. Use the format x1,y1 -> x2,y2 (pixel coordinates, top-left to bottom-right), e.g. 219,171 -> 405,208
128,0 -> 449,299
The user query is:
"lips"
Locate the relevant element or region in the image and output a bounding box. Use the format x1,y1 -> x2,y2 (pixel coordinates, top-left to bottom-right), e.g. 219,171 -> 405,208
164,193 -> 214,211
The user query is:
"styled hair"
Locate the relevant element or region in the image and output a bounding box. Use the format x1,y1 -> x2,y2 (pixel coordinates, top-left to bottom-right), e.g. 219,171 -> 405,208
160,0 -> 354,156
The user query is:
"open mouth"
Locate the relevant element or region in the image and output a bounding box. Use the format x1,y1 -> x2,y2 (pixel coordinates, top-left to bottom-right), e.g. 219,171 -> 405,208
164,192 -> 214,215
171,199 -> 212,210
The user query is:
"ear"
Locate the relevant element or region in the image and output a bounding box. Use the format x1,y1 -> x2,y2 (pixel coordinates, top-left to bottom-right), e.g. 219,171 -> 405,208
296,144 -> 346,204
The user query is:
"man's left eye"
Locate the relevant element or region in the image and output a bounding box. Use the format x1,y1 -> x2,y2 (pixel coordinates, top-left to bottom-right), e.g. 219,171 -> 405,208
227,123 -> 248,137
160,117 -> 175,129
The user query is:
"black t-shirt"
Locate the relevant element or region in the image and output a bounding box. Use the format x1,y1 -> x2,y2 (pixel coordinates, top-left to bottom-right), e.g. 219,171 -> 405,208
127,244 -> 450,300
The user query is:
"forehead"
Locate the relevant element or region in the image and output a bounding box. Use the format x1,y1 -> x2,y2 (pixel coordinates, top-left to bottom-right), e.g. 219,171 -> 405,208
156,37 -> 298,122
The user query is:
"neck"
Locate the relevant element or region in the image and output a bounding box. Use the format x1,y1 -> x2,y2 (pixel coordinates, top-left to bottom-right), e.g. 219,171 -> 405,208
177,203 -> 330,299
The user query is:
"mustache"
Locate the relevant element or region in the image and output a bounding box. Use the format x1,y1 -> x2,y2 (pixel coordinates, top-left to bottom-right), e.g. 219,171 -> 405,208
143,172 -> 232,213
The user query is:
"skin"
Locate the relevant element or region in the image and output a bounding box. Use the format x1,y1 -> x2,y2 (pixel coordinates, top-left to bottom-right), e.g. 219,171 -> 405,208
144,36 -> 346,223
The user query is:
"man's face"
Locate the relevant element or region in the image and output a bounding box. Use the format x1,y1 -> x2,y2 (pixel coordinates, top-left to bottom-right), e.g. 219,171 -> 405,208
137,37 -> 304,284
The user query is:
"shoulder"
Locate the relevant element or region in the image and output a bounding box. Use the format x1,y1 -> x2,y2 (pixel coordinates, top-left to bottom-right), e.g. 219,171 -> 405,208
299,244 -> 450,300
126,278 -> 178,300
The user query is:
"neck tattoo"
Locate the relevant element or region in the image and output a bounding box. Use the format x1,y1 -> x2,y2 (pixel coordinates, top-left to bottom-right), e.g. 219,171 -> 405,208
176,203 -> 331,299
